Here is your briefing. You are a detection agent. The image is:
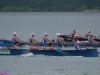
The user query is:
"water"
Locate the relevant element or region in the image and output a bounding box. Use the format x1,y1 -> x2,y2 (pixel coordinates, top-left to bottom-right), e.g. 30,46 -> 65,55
0,56 -> 100,75
0,12 -> 100,41
0,12 -> 100,75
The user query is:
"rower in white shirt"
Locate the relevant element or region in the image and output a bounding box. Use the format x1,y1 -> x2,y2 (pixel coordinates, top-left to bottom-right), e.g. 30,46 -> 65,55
28,33 -> 38,45
12,32 -> 22,44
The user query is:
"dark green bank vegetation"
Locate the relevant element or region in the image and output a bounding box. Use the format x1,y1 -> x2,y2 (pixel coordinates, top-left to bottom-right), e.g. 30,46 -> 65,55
0,0 -> 100,12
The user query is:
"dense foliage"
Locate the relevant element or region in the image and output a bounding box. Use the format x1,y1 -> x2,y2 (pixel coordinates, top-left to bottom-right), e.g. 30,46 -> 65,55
0,0 -> 100,12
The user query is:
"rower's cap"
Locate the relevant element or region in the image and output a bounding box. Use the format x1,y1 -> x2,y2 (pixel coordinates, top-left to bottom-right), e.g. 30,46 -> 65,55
57,34 -> 60,36
73,29 -> 76,31
31,33 -> 34,35
87,30 -> 91,32
14,32 -> 16,34
44,33 -> 48,35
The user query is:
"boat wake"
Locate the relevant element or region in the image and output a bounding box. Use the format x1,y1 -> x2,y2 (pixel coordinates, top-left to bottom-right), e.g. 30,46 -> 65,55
64,56 -> 83,57
20,52 -> 34,57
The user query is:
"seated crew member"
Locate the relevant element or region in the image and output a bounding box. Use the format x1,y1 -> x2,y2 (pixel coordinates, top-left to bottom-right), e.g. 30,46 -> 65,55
29,42 -> 39,50
42,33 -> 53,46
88,35 -> 99,45
85,30 -> 91,38
85,30 -> 96,39
28,33 -> 38,45
48,43 -> 55,50
56,34 -> 66,46
12,32 -> 22,44
14,42 -> 19,50
73,38 -> 82,50
70,29 -> 81,38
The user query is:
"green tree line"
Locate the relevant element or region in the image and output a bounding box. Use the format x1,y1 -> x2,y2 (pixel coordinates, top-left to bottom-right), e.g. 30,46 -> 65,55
0,0 -> 100,12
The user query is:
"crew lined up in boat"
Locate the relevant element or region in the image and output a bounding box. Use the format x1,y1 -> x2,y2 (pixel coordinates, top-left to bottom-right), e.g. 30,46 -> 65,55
73,38 -> 82,50
42,33 -> 53,46
48,43 -> 55,50
28,33 -> 38,45
14,42 -> 19,50
29,42 -> 39,50
70,29 -> 81,38
56,34 -> 66,46
12,32 -> 22,44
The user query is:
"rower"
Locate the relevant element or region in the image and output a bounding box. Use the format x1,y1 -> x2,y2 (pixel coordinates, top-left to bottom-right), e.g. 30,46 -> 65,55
73,38 -> 82,50
48,43 -> 55,50
56,34 -> 66,47
14,42 -> 19,50
28,33 -> 38,45
12,32 -> 22,44
70,29 -> 81,38
29,42 -> 39,50
42,33 -> 53,46
88,35 -> 99,45
85,30 -> 96,38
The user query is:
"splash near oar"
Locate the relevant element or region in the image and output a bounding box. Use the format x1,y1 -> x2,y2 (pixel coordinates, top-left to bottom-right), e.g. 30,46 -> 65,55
56,48 -> 62,52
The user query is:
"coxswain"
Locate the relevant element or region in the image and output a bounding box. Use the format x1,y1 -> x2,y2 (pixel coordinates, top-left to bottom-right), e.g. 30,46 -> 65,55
12,32 -> 22,44
42,33 -> 53,46
14,42 -> 19,49
70,29 -> 81,38
28,33 -> 38,45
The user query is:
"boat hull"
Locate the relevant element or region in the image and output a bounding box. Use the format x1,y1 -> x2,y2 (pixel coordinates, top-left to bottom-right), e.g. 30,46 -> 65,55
0,49 -> 98,57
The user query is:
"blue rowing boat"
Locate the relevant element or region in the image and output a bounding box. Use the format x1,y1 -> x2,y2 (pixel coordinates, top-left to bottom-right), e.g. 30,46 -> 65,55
0,49 -> 99,57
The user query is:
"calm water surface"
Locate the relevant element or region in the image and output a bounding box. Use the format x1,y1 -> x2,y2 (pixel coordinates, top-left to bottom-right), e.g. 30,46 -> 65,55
0,12 -> 100,75
0,12 -> 100,41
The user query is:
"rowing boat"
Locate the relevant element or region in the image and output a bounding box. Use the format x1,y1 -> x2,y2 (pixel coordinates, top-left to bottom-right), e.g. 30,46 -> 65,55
0,48 -> 99,57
